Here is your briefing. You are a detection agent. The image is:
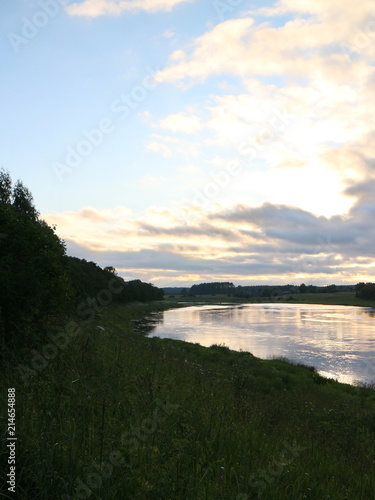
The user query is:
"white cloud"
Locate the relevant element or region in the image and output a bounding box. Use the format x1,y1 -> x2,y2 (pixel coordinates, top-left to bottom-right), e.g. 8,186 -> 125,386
146,140 -> 174,157
146,133 -> 201,158
253,0 -> 374,22
155,5 -> 374,86
157,110 -> 202,134
65,0 -> 195,17
149,1 -> 375,213
43,189 -> 375,286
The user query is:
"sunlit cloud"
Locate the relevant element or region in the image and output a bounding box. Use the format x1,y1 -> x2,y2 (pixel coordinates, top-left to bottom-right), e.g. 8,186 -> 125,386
43,177 -> 375,286
250,0 -> 374,24
155,6 -> 374,85
146,140 -> 174,157
65,0 -> 196,17
146,0 -> 375,233
157,111 -> 203,134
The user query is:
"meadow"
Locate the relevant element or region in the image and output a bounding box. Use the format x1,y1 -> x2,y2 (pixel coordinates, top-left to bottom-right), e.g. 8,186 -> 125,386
164,291 -> 375,308
2,300 -> 375,500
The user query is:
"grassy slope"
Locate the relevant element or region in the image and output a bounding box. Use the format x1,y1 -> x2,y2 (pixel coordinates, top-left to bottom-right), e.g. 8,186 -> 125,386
1,301 -> 375,500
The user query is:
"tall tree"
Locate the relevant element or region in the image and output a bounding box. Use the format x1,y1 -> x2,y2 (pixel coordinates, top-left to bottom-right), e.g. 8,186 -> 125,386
0,173 -> 70,347
0,169 -> 12,204
12,180 -> 38,218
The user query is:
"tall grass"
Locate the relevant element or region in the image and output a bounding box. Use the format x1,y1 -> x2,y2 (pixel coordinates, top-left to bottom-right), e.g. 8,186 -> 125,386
1,302 -> 375,499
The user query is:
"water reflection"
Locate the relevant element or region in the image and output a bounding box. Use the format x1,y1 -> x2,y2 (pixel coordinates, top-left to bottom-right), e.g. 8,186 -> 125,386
142,304 -> 375,385
131,312 -> 163,336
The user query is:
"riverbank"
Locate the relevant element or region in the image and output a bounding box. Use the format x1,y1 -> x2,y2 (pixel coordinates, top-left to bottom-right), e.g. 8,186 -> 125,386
164,291 -> 375,308
1,301 -> 375,499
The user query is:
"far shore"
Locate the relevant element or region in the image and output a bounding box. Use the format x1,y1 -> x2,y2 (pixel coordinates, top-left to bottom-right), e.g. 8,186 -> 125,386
163,291 -> 375,309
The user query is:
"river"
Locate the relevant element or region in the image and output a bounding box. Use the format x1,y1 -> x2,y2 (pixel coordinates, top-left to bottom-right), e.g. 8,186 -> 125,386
134,303 -> 375,385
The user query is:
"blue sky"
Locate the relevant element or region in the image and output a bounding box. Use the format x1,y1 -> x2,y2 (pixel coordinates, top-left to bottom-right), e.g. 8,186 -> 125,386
2,0 -> 375,286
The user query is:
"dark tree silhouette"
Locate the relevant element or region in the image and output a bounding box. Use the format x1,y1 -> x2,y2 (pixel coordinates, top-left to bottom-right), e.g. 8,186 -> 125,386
355,282 -> 375,300
12,179 -> 38,218
0,169 -> 12,204
0,171 -> 164,349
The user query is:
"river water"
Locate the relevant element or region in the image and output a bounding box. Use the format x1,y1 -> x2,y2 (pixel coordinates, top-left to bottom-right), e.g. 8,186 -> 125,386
136,303 -> 375,385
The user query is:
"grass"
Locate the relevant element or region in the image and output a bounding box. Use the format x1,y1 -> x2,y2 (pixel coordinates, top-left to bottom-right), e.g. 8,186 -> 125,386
1,300 -> 375,499
165,291 -> 375,308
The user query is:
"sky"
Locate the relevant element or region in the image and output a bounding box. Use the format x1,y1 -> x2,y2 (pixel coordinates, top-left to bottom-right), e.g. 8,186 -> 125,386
1,0 -> 375,287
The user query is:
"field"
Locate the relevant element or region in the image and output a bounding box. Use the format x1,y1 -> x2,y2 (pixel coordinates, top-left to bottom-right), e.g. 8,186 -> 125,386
164,291 -> 375,308
2,300 -> 375,499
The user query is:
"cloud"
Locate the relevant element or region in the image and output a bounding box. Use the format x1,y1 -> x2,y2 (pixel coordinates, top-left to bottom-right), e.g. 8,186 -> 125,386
155,4 -> 374,86
157,111 -> 203,134
146,133 -> 201,158
146,140 -> 174,157
155,18 -> 256,85
148,2 -> 374,181
145,1 -> 374,225
43,181 -> 375,286
213,203 -> 363,247
251,0 -> 374,23
65,0 -> 195,17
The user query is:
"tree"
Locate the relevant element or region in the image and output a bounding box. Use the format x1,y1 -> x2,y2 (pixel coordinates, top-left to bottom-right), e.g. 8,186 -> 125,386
0,174 -> 70,347
0,171 -> 165,349
355,282 -> 366,297
12,180 -> 38,218
189,282 -> 235,296
355,282 -> 375,300
299,283 -> 307,294
0,169 -> 12,204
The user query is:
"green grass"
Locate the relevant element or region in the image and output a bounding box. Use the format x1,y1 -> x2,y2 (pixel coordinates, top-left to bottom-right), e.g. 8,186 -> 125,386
165,291 -> 375,308
1,301 -> 375,499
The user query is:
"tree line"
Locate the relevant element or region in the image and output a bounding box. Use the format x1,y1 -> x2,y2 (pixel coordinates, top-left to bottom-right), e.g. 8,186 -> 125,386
171,282 -> 356,298
189,282 -> 235,295
0,170 -> 163,349
355,282 -> 375,300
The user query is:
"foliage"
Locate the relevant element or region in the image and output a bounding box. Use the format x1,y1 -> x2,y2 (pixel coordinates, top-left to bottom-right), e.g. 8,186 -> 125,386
187,282 -> 354,299
0,169 -> 12,204
0,173 -> 70,347
12,179 -> 39,218
0,170 -> 163,350
189,282 -> 235,295
65,257 -> 124,303
65,258 -> 164,305
355,282 -> 375,300
120,279 -> 164,302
